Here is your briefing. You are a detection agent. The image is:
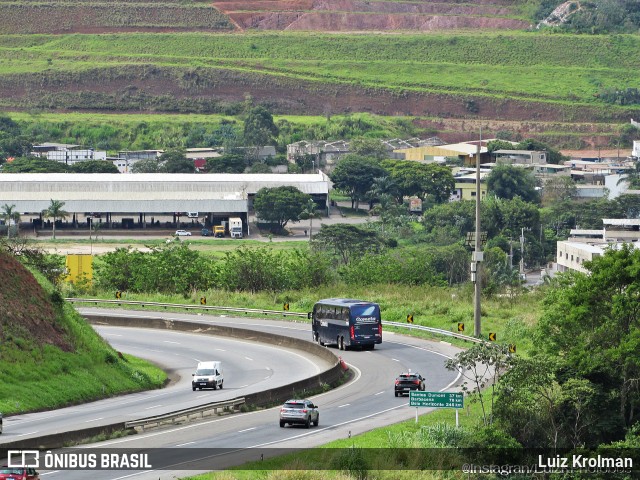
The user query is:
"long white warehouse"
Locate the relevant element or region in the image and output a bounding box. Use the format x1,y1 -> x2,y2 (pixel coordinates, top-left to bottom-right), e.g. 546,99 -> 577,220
0,172 -> 331,215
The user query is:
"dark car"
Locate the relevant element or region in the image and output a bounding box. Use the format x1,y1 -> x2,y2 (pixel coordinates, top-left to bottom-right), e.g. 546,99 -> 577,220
394,372 -> 425,397
0,467 -> 39,480
279,399 -> 319,428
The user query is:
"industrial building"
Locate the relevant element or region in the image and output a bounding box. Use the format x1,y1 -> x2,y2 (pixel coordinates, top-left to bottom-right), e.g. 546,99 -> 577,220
0,172 -> 330,233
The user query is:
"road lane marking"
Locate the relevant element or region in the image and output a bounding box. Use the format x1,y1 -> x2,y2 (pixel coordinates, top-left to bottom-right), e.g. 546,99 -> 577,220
163,340 -> 180,344
337,404 -> 350,408
374,391 -> 385,395
84,417 -> 104,423
238,427 -> 256,433
392,358 -> 400,361
12,431 -> 38,437
145,405 -> 162,410
244,356 -> 253,361
175,441 -> 195,447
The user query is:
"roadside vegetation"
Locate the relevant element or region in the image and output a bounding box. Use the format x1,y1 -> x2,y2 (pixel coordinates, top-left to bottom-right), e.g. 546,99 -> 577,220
0,250 -> 167,416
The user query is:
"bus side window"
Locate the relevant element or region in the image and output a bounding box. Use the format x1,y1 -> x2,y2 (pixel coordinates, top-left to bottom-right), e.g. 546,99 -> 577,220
342,308 -> 349,321
328,307 -> 336,320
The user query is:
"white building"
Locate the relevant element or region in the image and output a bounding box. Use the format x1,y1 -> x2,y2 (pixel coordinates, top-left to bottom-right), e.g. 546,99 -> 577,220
32,143 -> 107,165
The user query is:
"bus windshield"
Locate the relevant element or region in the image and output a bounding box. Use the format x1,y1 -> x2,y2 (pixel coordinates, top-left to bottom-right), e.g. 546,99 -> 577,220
351,304 -> 379,318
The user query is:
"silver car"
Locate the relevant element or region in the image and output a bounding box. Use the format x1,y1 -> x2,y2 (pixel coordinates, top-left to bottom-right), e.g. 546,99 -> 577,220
279,399 -> 319,428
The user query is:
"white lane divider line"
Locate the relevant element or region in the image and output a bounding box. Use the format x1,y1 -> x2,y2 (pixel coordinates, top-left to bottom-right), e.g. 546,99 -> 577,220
244,356 -> 253,361
374,391 -> 385,396
392,358 -> 400,361
144,405 -> 162,410
238,427 -> 257,433
175,441 -> 195,447
337,404 -> 350,408
84,417 -> 104,423
163,340 -> 180,344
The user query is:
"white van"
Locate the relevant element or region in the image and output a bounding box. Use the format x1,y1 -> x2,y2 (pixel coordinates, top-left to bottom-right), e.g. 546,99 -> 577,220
192,361 -> 224,391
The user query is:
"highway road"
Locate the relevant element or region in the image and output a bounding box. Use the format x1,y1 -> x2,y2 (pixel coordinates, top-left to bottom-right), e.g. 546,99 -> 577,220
6,309 -> 464,480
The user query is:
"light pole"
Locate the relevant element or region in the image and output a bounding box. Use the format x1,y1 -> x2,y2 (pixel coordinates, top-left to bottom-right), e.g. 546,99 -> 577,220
473,131 -> 483,337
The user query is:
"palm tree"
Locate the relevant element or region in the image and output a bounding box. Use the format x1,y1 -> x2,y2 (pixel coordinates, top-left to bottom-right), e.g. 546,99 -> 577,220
298,198 -> 322,241
368,176 -> 399,207
42,199 -> 68,239
1,203 -> 20,238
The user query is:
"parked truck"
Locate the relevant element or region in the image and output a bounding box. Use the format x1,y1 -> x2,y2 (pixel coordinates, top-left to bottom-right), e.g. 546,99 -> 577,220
229,217 -> 243,239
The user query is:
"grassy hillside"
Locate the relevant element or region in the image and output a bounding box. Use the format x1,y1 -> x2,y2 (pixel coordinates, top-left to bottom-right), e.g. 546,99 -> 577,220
0,31 -> 638,127
0,0 -> 528,34
0,251 -> 166,415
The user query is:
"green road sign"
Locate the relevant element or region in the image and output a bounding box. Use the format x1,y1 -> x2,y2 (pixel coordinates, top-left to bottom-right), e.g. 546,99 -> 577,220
410,391 -> 463,409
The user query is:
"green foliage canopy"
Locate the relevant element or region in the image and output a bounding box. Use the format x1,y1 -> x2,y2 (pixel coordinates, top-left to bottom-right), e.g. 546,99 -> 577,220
486,164 -> 539,204
253,186 -> 310,229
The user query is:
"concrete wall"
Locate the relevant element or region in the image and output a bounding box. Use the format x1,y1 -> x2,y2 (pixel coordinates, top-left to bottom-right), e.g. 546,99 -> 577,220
0,313 -> 344,449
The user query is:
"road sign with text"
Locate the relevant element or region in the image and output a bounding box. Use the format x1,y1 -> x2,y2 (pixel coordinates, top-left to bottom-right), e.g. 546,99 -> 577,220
410,391 -> 463,409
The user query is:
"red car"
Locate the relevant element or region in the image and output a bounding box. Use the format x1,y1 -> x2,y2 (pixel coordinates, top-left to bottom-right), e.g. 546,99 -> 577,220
0,467 -> 39,480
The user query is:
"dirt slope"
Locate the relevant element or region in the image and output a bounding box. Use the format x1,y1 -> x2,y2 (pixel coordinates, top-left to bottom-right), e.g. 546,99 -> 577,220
214,0 -> 530,31
0,252 -> 72,352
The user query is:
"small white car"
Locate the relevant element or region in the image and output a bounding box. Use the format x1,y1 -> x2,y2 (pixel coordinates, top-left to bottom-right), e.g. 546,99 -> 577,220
174,230 -> 192,236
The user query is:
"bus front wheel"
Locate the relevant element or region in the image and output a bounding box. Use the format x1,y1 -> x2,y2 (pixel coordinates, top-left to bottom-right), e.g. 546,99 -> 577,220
339,337 -> 345,350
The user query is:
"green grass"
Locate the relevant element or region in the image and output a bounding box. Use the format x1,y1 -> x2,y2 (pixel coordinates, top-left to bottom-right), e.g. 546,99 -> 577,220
0,298 -> 167,415
0,31 -> 638,107
71,281 -> 540,355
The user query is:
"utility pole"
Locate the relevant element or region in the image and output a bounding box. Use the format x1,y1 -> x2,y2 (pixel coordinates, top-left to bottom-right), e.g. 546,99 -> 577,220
473,129 -> 482,337
519,227 -> 525,275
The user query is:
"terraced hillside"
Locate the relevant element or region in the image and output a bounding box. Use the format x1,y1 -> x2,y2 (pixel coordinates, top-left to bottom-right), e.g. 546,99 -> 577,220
0,1 -> 234,34
0,0 -> 529,34
212,0 -> 530,32
0,1 -> 637,143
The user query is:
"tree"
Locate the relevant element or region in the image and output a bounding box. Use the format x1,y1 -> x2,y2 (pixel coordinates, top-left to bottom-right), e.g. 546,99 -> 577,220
0,134 -> 32,159
486,139 -> 516,153
161,149 -> 195,173
516,138 -> 567,165
1,157 -> 68,173
382,160 -> 454,204
541,176 -> 577,205
486,164 -> 539,203
205,153 -> 246,173
330,155 -> 387,209
249,163 -> 272,173
298,198 -> 322,241
253,186 -> 310,230
537,244 -> 640,445
41,199 -> 68,239
368,175 -> 400,203
130,158 -> 164,173
311,224 -> 385,265
349,138 -> 388,160
70,160 -> 119,173
1,203 -> 20,238
445,342 -> 514,426
243,106 -> 279,147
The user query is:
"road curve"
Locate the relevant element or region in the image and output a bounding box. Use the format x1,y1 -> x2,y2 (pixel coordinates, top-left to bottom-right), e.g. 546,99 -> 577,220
12,309 -> 465,480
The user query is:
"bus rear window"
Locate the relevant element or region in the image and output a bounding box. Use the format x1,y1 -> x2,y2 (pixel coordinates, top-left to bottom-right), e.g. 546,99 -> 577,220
351,304 -> 379,317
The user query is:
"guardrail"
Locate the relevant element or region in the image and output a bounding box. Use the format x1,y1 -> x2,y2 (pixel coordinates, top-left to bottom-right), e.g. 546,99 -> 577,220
382,321 -> 483,344
66,298 -> 308,318
125,397 -> 245,432
67,298 -> 483,344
